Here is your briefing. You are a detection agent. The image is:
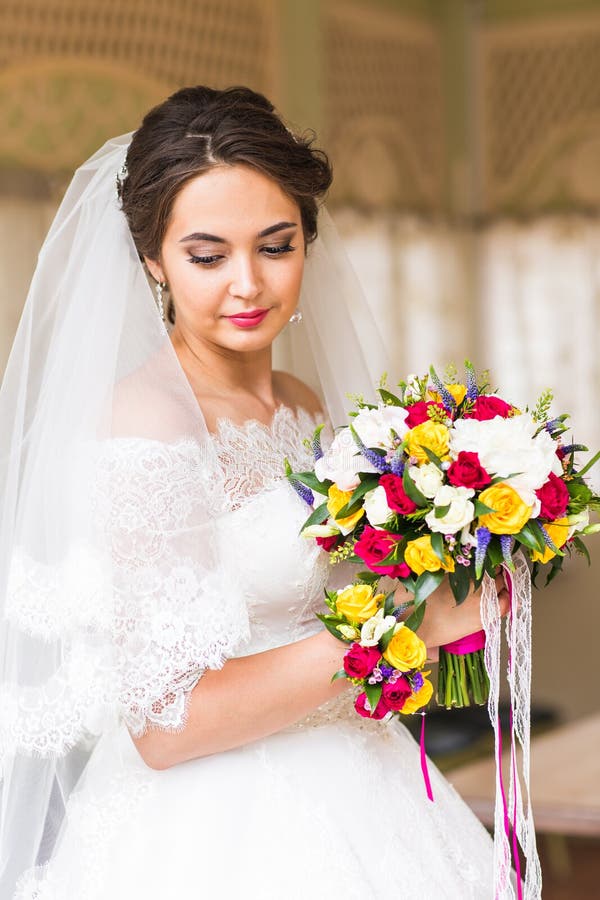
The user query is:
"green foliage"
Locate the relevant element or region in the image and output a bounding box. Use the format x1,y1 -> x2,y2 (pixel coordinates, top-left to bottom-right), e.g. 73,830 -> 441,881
531,388 -> 554,423
300,501 -> 329,533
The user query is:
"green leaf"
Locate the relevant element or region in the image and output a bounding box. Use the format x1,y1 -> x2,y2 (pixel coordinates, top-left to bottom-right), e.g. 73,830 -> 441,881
515,522 -> 546,554
300,501 -> 330,533
383,592 -> 395,616
576,448 -> 600,478
422,446 -> 444,468
402,466 -> 429,506
545,555 -> 565,586
330,668 -> 348,683
335,498 -> 365,519
404,602 -> 426,632
378,388 -> 403,406
292,471 -> 331,495
530,519 -> 557,554
364,682 -> 383,714
572,536 -> 591,565
357,570 -> 381,586
380,624 -> 396,651
413,569 -> 445,606
430,532 -> 447,564
449,566 -> 471,605
486,538 -> 503,569
474,499 -> 496,516
434,503 -> 451,519
316,617 -> 344,641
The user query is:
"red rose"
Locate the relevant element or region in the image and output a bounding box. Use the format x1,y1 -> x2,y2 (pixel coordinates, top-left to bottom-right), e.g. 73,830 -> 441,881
405,400 -> 444,428
464,395 -> 513,421
382,677 -> 412,711
316,534 -> 342,552
355,691 -> 391,719
447,451 -> 491,490
536,472 -> 569,521
343,643 -> 382,679
379,473 -> 417,515
354,526 -> 410,578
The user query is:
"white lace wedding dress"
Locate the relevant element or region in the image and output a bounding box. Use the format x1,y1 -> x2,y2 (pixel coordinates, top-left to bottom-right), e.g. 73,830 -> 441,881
14,406 -> 495,900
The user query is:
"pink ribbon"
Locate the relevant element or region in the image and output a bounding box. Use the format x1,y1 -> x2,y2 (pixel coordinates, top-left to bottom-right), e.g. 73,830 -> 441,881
441,628 -> 486,655
495,569 -> 524,900
419,712 -> 434,802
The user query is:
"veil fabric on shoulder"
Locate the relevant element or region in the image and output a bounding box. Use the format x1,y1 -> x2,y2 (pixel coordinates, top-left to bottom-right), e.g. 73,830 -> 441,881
0,134 -> 389,894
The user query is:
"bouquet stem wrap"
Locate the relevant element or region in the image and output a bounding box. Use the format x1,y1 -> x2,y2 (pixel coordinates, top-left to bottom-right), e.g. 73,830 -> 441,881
439,629 -> 489,708
481,551 -> 542,900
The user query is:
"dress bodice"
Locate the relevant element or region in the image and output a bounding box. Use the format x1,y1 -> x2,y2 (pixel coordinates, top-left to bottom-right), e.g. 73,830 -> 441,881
209,405 -> 330,655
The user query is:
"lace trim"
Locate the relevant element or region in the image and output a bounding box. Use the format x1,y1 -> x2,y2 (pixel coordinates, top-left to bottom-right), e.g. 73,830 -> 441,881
2,406 -> 323,753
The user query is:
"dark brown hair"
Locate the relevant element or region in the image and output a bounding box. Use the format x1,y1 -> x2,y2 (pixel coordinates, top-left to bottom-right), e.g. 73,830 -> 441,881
120,85 -> 332,323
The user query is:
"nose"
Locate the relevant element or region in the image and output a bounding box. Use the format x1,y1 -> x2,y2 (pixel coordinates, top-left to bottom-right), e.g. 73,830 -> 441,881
227,253 -> 261,302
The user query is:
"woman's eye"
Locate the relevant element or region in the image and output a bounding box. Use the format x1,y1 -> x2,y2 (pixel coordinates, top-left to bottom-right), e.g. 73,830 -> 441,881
188,254 -> 223,266
262,242 -> 296,256
188,242 -> 296,266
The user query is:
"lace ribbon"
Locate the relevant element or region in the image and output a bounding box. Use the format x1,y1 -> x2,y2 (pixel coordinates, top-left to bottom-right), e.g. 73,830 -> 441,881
481,551 -> 542,900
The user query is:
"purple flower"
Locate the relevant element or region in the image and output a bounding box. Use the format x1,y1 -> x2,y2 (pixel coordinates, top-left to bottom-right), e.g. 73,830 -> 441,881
411,671 -> 424,692
379,663 -> 395,678
429,366 -> 457,412
390,454 -> 405,476
311,426 -> 324,462
475,526 -> 492,579
500,534 -> 513,567
289,478 -> 314,507
465,361 -> 479,402
350,425 -> 390,474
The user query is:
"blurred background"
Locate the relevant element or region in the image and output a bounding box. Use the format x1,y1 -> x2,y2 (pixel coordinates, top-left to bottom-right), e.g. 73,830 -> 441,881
1,0 -> 599,892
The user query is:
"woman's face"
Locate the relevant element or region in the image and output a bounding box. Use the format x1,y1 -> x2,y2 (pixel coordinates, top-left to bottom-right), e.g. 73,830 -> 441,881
145,164 -> 305,354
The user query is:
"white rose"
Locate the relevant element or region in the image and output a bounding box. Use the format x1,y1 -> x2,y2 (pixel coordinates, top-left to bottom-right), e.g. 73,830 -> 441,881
567,509 -> 590,539
360,608 -> 397,647
450,413 -> 559,504
364,485 -> 394,528
425,485 -> 475,534
314,427 -> 378,491
353,404 -> 409,450
302,522 -> 340,539
459,524 -> 477,548
408,462 -> 444,499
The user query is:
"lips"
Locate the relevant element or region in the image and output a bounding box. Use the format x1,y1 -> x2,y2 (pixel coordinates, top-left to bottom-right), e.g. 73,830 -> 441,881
226,308 -> 270,328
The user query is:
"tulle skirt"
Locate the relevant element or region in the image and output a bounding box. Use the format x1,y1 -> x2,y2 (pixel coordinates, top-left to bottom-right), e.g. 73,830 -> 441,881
16,715 -> 495,899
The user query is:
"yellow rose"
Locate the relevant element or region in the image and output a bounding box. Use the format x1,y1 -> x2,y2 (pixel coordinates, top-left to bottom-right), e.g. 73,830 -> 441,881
404,535 -> 455,576
478,484 -> 532,535
383,625 -> 427,672
406,421 -> 449,464
531,517 -> 570,564
326,484 -> 365,534
400,676 -> 434,714
429,384 -> 467,406
336,584 -> 384,623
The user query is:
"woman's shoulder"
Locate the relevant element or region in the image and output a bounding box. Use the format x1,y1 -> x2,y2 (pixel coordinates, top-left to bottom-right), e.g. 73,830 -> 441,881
273,371 -> 324,418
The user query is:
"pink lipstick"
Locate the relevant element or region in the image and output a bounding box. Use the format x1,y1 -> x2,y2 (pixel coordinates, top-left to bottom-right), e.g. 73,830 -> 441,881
226,308 -> 269,328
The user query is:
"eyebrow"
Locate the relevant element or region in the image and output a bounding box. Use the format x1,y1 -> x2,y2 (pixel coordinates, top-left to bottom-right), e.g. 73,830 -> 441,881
178,221 -> 298,244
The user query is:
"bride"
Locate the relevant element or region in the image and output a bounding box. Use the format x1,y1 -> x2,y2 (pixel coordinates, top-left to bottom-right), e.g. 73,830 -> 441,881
0,85 -> 508,898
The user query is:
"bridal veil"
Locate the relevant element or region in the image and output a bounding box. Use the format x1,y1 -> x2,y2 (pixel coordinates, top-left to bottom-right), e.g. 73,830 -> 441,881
0,131 -> 389,893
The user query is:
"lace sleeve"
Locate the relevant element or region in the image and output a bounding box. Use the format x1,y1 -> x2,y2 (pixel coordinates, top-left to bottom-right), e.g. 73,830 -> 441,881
2,438 -> 251,757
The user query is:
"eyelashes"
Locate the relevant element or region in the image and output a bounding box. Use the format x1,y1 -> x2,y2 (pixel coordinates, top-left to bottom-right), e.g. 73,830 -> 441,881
188,242 -> 296,267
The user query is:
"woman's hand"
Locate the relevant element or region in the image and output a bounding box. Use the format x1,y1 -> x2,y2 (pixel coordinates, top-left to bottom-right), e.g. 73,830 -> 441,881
394,574 -> 510,658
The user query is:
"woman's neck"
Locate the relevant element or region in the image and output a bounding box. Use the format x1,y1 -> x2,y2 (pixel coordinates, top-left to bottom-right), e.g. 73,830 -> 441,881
169,325 -> 279,415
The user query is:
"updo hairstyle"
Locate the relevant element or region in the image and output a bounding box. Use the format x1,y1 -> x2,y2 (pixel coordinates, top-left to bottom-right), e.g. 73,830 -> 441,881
119,85 -> 332,323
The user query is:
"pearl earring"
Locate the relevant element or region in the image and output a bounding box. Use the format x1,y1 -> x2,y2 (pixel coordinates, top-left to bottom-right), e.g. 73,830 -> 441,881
289,310 -> 303,324
155,281 -> 166,322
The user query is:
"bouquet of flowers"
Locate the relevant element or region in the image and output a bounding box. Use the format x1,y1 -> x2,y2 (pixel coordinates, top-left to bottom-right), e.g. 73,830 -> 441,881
287,362 -> 600,712
324,580 -> 433,721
